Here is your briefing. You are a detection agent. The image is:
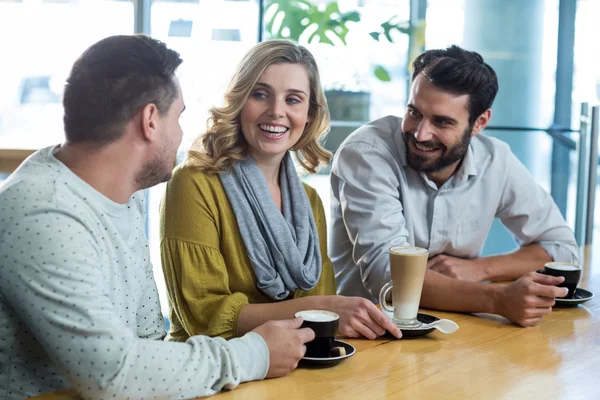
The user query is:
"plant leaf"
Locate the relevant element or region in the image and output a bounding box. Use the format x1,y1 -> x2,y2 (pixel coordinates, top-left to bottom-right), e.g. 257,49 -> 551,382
369,31 -> 380,41
374,65 -> 392,82
263,0 -> 361,45
264,0 -> 313,40
377,16 -> 411,43
341,11 -> 360,23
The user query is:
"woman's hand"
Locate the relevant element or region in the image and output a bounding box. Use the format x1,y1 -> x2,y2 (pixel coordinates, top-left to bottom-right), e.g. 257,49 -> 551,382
327,295 -> 403,339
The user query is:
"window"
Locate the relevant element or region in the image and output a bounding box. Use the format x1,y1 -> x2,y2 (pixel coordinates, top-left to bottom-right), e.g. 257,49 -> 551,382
573,0 -> 600,118
0,0 -> 134,149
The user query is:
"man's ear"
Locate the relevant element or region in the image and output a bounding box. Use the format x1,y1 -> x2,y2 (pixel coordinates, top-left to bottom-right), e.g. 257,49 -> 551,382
471,109 -> 491,137
140,103 -> 159,142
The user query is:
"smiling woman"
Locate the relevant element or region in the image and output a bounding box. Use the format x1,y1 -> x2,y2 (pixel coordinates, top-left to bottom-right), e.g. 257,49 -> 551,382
239,63 -> 312,170
159,39 -> 403,344
186,39 -> 331,175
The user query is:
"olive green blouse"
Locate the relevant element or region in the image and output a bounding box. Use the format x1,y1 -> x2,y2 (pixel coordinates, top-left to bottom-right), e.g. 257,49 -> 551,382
160,164 -> 335,341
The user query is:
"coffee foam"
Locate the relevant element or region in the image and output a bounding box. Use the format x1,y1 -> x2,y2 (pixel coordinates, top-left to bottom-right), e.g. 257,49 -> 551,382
295,310 -> 339,322
390,246 -> 428,255
546,262 -> 580,272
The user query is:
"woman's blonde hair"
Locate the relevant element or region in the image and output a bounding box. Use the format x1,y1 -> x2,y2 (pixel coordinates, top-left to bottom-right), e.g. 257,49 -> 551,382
187,40 -> 332,174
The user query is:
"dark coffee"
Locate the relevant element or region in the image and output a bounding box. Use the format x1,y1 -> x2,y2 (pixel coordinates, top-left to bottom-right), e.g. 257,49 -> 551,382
295,310 -> 339,358
537,262 -> 581,299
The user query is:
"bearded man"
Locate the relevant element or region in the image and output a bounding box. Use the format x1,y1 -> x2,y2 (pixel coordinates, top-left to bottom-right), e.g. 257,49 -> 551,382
330,45 -> 578,328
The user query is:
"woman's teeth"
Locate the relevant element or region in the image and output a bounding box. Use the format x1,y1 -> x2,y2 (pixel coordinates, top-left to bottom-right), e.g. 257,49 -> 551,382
259,124 -> 288,136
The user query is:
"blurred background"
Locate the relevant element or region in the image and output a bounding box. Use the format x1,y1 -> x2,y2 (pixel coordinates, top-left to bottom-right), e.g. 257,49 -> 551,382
0,0 -> 598,316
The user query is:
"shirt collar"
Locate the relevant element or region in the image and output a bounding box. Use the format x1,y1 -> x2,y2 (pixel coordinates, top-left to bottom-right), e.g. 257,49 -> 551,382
457,142 -> 478,178
395,127 -> 409,167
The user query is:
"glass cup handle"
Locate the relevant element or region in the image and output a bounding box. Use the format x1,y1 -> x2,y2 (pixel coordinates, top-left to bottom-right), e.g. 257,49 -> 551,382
379,281 -> 394,313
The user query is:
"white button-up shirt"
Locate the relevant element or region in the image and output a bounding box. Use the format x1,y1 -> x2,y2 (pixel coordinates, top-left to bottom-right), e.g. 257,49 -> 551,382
330,116 -> 578,302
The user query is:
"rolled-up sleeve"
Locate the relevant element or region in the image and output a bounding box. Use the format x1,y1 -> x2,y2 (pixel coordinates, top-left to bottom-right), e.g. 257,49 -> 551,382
332,141 -> 411,298
497,151 -> 579,263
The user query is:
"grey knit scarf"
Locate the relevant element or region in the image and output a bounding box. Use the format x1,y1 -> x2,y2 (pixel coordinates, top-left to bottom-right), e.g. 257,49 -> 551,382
219,152 -> 322,300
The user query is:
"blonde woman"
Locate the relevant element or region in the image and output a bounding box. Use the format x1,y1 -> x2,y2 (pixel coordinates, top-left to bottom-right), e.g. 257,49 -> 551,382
160,40 -> 402,343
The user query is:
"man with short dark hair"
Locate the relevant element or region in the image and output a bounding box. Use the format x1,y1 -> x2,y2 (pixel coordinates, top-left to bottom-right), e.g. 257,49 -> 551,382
0,35 -> 313,400
330,45 -> 578,327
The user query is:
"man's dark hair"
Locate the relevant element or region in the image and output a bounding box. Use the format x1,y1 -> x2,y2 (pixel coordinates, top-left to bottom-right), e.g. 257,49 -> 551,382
63,35 -> 183,145
411,45 -> 498,125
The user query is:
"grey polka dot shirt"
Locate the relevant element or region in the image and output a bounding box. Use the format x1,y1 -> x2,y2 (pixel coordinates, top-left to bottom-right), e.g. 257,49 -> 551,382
0,146 -> 269,400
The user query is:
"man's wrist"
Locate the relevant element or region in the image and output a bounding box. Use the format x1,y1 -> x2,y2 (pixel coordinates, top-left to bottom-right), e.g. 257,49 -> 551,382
478,257 -> 494,281
487,283 -> 505,315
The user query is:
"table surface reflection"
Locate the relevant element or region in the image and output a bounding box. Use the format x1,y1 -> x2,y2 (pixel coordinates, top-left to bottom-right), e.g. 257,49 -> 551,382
211,299 -> 597,399
31,249 -> 599,400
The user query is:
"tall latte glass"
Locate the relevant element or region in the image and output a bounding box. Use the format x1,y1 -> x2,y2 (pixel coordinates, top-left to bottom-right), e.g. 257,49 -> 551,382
379,246 -> 429,328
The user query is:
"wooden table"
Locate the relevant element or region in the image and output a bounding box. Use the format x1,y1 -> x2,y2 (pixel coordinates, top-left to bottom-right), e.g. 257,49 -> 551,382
30,254 -> 600,400
212,298 -> 598,399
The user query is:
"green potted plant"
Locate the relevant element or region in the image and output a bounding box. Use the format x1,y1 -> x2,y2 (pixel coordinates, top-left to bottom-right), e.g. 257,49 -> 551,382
264,0 -> 416,82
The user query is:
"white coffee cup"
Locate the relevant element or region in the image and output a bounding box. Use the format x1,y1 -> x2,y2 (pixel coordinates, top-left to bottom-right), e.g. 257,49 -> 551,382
379,246 -> 429,327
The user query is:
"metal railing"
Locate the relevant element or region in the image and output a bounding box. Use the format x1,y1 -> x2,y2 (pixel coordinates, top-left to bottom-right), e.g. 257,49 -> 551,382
583,105 -> 600,245
484,104 -> 600,246
575,103 -> 590,245
486,126 -> 578,150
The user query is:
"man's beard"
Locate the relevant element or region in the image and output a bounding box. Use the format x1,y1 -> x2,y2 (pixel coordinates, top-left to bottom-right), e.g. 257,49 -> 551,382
135,147 -> 176,190
403,124 -> 473,173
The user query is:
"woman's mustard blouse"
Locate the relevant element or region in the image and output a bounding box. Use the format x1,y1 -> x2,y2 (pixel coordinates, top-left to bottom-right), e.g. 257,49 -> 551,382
160,164 -> 335,341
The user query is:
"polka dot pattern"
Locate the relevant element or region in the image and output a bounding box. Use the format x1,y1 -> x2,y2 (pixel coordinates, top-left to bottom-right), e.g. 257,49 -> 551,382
0,147 -> 269,399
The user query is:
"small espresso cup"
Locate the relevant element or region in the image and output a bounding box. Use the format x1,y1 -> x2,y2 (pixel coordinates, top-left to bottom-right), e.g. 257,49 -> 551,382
379,246 -> 429,328
537,262 -> 581,299
295,310 -> 339,358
